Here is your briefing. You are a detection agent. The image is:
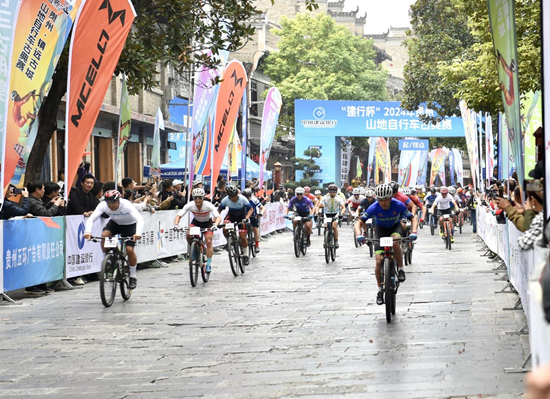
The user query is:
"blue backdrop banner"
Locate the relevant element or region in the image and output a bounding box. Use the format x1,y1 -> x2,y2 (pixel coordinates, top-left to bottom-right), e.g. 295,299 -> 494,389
3,217 -> 65,291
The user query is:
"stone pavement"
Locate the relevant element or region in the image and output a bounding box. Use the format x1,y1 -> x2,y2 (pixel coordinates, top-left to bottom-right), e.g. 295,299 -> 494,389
0,219 -> 528,398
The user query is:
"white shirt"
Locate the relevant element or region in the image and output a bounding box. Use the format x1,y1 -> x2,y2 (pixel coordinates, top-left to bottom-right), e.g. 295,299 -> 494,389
176,200 -> 219,223
433,194 -> 454,210
321,194 -> 345,214
85,199 -> 145,235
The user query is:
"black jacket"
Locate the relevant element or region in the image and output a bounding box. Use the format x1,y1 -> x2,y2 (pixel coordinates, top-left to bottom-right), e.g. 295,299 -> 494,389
29,195 -> 61,217
159,189 -> 185,210
1,197 -> 30,219
67,186 -> 97,215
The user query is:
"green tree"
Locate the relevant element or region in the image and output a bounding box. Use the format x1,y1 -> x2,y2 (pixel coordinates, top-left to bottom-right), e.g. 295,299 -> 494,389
263,13 -> 387,135
402,0 -> 540,122
26,0 -> 319,183
291,148 -> 321,188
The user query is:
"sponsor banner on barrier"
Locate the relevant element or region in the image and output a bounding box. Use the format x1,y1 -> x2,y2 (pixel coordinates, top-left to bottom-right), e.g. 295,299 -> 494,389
3,217 -> 65,291
0,222 -> 3,294
65,215 -> 107,279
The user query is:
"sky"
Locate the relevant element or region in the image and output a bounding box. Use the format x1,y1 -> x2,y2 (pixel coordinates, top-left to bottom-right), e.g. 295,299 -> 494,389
342,0 -> 415,34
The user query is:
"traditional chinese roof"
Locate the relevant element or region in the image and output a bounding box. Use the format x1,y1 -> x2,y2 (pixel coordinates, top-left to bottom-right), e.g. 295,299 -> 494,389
355,12 -> 366,25
327,6 -> 359,19
364,29 -> 390,41
327,0 -> 345,10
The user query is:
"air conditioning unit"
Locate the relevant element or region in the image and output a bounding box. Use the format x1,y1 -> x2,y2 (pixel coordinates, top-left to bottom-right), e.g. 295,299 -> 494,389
164,84 -> 174,101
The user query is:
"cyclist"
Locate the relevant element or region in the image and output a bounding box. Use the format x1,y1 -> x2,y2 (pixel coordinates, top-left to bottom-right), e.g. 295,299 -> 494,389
303,186 -> 318,206
417,185 -> 426,201
174,188 -> 221,273
430,186 -> 459,242
409,187 -> 425,224
390,181 -> 414,211
314,189 -> 323,202
448,186 -> 464,225
84,190 -> 143,290
218,185 -> 254,265
356,188 -> 377,236
422,187 -> 438,225
355,183 -> 417,305
346,188 -> 364,219
285,187 -> 314,246
314,184 -> 346,248
242,188 -> 264,253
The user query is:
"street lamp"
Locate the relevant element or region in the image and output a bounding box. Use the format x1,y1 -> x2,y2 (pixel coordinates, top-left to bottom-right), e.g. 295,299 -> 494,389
274,162 -> 282,190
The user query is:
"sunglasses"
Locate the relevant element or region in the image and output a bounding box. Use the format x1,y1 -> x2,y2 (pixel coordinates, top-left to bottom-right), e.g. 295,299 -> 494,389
194,196 -> 204,200
329,190 -> 337,193
297,193 -> 303,196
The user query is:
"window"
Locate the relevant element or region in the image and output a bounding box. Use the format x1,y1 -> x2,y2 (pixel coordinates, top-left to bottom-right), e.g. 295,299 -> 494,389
251,82 -> 258,116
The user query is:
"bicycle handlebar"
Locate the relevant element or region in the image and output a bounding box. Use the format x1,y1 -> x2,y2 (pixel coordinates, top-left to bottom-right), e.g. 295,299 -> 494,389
89,236 -> 134,243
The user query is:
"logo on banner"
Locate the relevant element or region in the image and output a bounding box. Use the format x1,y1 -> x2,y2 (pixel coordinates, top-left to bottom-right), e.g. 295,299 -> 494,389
313,107 -> 326,119
100,0 -> 127,26
78,222 -> 86,250
302,107 -> 337,128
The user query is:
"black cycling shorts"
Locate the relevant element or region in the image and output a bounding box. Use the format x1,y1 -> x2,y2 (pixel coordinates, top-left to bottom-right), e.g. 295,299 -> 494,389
374,223 -> 403,253
437,208 -> 453,216
226,212 -> 247,224
250,216 -> 260,228
103,221 -> 137,247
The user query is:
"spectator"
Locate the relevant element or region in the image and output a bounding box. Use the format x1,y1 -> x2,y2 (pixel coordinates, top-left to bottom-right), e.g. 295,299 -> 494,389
172,179 -> 187,202
67,174 -> 97,216
213,180 -> 226,205
1,186 -> 30,219
27,181 -> 64,217
103,181 -> 123,194
57,168 -> 65,197
43,182 -> 65,216
76,161 -> 93,186
90,181 -> 104,209
158,179 -> 185,210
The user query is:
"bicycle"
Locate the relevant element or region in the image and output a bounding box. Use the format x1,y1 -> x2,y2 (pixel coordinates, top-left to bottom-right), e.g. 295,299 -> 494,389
223,220 -> 247,276
457,208 -> 464,234
353,218 -> 364,249
372,236 -> 409,323
290,214 -> 310,258
439,212 -> 454,250
90,236 -> 133,308
180,226 -> 214,287
427,208 -> 437,236
323,215 -> 339,263
316,213 -> 324,236
400,219 -> 414,265
246,215 -> 261,259
361,217 -> 375,258
417,209 -> 424,229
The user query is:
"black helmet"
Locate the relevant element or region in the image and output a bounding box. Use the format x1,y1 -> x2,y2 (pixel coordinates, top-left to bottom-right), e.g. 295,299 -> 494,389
389,181 -> 399,194
226,185 -> 239,197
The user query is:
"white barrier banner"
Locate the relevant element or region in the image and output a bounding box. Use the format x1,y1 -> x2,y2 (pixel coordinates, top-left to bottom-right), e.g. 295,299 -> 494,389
65,215 -> 108,279
134,210 -> 186,262
0,221 -> 3,294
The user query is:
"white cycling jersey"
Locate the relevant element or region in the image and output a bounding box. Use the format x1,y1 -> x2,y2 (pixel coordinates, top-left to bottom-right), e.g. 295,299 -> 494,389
85,199 -> 144,235
433,194 -> 454,210
347,195 -> 365,208
321,194 -> 345,214
176,200 -> 219,223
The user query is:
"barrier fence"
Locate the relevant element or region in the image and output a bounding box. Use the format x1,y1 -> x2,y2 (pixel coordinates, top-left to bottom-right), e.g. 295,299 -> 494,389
1,203 -> 288,294
476,206 -> 550,368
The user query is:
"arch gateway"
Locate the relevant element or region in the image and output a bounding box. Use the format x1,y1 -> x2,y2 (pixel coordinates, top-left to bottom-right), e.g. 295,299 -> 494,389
294,100 -> 465,185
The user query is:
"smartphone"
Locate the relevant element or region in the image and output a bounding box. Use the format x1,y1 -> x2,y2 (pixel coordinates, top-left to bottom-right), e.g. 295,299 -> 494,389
10,187 -> 22,195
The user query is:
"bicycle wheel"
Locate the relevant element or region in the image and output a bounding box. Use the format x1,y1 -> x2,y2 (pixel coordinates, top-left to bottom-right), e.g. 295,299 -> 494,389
100,253 -> 117,307
294,226 -> 302,258
459,217 -> 463,234
353,230 -> 359,248
330,235 -> 336,262
384,258 -> 392,323
430,218 -> 435,235
403,244 -> 409,266
119,261 -> 132,301
317,218 -> 322,235
237,241 -> 246,274
301,226 -> 308,256
227,236 -> 239,276
391,268 -> 397,316
248,229 -> 256,258
407,243 -> 413,265
201,251 -> 210,283
324,229 -> 331,264
189,241 -> 200,287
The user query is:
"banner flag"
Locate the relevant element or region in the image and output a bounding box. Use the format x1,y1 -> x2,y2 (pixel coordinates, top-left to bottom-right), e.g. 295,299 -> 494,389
228,121 -> 240,174
544,2 -> 550,216
452,148 -> 464,186
449,149 -> 455,186
487,0 -> 524,188
115,73 -> 131,181
259,87 -> 282,190
430,148 -> 447,186
65,0 -> 136,193
522,91 -> 541,179
366,137 -> 376,185
149,106 -> 164,177
240,87 -> 247,191
375,138 -> 391,184
485,113 -> 494,186
195,116 -> 213,176
356,155 -> 362,179
459,101 -> 478,190
2,0 -> 82,196
0,0 -> 22,204
499,112 -> 512,180
398,150 -> 417,186
211,60 -> 247,189
416,150 -> 428,186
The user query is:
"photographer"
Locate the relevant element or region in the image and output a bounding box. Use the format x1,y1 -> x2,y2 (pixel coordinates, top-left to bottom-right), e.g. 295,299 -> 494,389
1,185 -> 30,219
158,179 -> 185,210
27,181 -> 65,217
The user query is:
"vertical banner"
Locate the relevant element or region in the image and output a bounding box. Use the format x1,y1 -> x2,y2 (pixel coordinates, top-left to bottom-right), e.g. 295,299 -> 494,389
211,60 -> 247,189
448,149 -> 455,186
478,112 -> 485,187
429,148 -> 447,186
115,74 -> 131,181
65,0 -> 136,192
544,0 -> 550,216
2,0 -> 83,194
487,0 -> 524,188
459,101 -> 477,190
356,155 -> 362,179
398,150 -> 418,187
366,137 -> 376,185
259,87 -> 282,190
522,91 -> 541,178
485,113 -> 494,186
375,138 -> 391,184
149,106 -> 164,177
452,148 -> 464,186
416,150 -> 429,186
240,87 -> 247,191
0,0 -> 22,204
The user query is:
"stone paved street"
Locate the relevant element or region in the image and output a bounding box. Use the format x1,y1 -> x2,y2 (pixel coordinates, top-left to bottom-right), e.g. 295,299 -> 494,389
0,220 -> 528,398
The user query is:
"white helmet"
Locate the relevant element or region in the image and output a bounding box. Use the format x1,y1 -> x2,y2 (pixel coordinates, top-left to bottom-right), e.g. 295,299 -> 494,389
295,187 -> 305,195
192,188 -> 205,198
359,187 -> 366,196
352,188 -> 360,195
314,190 -> 321,195
365,189 -> 375,198
403,187 -> 411,195
448,187 -> 457,195
193,179 -> 202,187
375,184 -> 393,200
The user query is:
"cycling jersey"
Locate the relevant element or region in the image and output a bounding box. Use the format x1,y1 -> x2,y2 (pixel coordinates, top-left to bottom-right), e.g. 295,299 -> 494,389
305,193 -> 316,202
320,194 -> 345,214
85,199 -> 144,235
418,192 -> 426,201
288,195 -> 313,216
424,194 -> 438,205
359,198 -> 377,210
176,200 -> 219,222
361,199 -> 413,228
394,191 -> 411,207
453,194 -> 463,205
249,196 -> 263,216
409,195 -> 423,209
347,195 -> 365,209
433,194 -> 454,210
219,194 -> 252,216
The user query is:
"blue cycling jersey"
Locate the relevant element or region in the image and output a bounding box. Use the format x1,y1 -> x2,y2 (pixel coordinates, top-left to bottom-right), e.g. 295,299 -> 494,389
249,196 -> 262,216
361,198 -> 413,228
288,196 -> 313,215
219,194 -> 252,215
424,194 -> 438,204
360,198 -> 376,210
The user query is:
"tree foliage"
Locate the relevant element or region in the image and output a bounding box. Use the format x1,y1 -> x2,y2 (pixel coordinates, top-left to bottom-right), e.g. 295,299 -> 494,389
27,0 -> 320,183
402,0 -> 540,122
263,13 -> 387,134
291,148 -> 321,188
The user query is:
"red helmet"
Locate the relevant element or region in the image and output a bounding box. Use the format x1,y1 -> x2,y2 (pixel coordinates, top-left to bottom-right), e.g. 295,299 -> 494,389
304,186 -> 311,192
440,187 -> 449,194
104,190 -> 121,203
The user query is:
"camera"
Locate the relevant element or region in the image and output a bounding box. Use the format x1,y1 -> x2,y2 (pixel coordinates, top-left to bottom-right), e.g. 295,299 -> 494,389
10,187 -> 22,195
